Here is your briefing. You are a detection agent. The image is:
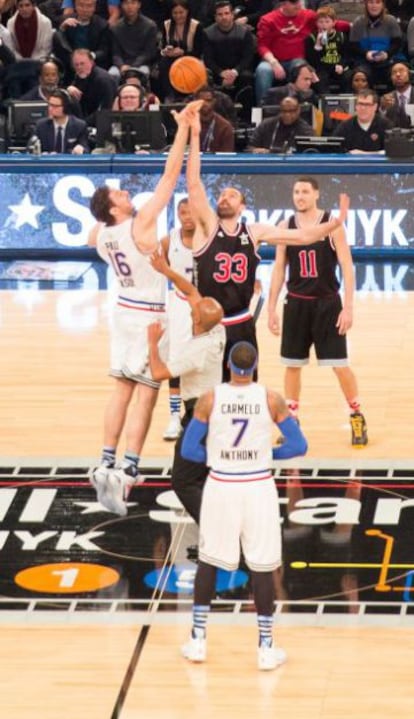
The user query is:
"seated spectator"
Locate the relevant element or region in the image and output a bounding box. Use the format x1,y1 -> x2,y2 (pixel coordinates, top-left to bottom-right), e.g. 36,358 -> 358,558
347,65 -> 372,93
19,55 -> 83,117
93,89 -> 167,153
262,61 -> 319,107
53,0 -> 113,81
255,0 -> 350,104
203,0 -> 256,120
110,0 -> 158,86
195,84 -> 235,151
62,0 -> 120,27
305,6 -> 349,93
212,88 -> 238,124
113,68 -> 160,109
111,81 -> 152,111
66,47 -> 116,125
5,0 -> 53,97
332,87 -> 393,153
20,56 -> 62,101
6,0 -> 53,60
114,82 -> 143,110
380,61 -> 414,128
194,0 -> 274,30
29,88 -> 90,153
173,85 -> 238,123
248,96 -> 313,152
349,0 -> 403,92
157,0 -> 203,102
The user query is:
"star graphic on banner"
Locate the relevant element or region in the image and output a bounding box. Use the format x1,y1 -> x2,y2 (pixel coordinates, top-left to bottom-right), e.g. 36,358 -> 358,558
74,500 -> 138,515
8,193 -> 45,229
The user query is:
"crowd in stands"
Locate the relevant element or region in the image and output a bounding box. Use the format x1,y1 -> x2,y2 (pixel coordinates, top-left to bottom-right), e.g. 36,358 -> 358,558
1,0 -> 414,153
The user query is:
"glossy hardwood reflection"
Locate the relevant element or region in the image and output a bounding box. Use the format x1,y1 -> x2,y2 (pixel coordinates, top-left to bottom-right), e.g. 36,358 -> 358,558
0,289 -> 412,460
2,624 -> 413,719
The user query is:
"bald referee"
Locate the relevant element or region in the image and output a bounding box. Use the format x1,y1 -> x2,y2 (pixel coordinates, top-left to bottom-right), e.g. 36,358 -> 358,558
180,341 -> 308,670
147,249 -> 225,523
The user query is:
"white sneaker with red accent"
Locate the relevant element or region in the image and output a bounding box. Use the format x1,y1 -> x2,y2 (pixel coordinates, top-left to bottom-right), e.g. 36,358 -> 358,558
102,465 -> 140,516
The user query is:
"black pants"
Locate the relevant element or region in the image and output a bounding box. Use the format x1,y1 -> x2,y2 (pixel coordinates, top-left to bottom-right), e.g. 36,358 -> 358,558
170,398 -> 207,524
223,317 -> 258,381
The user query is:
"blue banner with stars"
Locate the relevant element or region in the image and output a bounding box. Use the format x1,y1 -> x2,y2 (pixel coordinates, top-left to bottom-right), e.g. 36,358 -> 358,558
1,168 -> 414,254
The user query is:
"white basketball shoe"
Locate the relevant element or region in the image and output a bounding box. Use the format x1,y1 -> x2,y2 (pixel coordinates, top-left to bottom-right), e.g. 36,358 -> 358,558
181,636 -> 207,663
101,465 -> 141,516
163,413 -> 182,441
257,645 -> 287,671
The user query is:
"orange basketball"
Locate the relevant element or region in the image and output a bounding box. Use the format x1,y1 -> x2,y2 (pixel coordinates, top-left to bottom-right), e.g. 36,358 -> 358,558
169,56 -> 208,95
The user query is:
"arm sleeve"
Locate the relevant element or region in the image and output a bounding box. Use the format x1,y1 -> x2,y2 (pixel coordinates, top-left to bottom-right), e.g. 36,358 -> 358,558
272,416 -> 308,460
181,418 -> 208,463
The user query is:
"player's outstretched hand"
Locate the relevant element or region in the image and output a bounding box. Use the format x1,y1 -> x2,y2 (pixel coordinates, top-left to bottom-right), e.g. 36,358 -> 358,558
150,248 -> 169,275
172,99 -> 203,127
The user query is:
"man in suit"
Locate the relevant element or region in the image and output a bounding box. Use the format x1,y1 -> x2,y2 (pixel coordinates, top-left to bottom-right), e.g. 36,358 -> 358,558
31,88 -> 90,153
380,62 -> 414,128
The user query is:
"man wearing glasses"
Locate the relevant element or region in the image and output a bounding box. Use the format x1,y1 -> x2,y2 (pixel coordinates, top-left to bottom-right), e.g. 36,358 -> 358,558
332,88 -> 393,153
30,88 -> 90,153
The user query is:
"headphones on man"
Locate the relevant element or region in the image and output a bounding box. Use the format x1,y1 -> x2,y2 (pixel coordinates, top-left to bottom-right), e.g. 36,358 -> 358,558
50,88 -> 72,114
117,83 -> 145,109
289,61 -> 313,84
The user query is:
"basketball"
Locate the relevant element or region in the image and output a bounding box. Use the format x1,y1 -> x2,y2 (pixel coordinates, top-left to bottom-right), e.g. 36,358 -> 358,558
169,56 -> 208,95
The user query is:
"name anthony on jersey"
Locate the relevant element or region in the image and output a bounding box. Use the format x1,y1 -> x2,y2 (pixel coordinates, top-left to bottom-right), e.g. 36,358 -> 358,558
220,449 -> 260,460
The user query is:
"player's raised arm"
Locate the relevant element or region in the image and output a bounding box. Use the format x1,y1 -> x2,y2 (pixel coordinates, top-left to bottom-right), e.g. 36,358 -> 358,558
186,109 -> 218,244
135,101 -> 202,230
250,193 -> 350,247
150,249 -> 202,308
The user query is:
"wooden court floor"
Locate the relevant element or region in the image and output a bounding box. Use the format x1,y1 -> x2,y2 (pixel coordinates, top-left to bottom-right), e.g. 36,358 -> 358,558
0,288 -> 412,461
2,624 -> 413,719
0,286 -> 413,718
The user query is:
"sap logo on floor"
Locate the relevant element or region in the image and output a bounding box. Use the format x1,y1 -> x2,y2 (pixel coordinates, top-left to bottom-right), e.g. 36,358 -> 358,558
144,564 -> 248,595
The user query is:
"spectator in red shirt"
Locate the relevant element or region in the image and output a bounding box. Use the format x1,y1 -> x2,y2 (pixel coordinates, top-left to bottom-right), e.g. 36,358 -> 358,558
255,0 -> 350,104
